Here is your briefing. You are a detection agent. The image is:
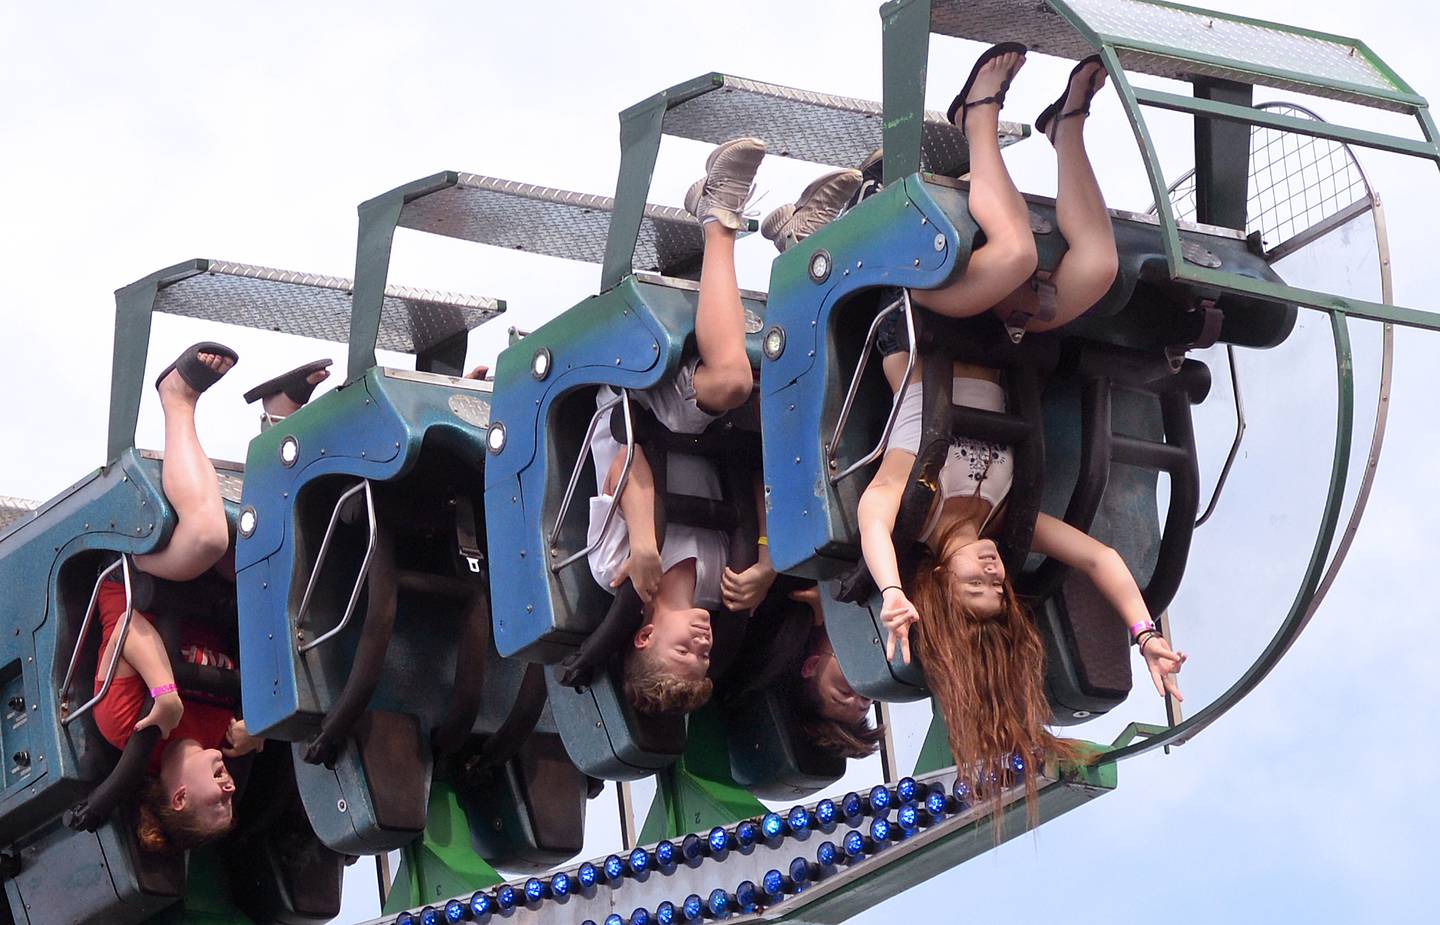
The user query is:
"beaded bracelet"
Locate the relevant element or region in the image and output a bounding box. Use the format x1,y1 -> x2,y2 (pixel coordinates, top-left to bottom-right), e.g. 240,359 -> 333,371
149,683 -> 179,698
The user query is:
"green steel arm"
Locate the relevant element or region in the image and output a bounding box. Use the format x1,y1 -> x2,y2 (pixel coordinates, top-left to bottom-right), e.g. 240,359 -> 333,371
879,0 -> 932,186
1105,311 -> 1355,762
1177,266 -> 1440,332
347,171 -> 459,384
1134,88 -> 1440,161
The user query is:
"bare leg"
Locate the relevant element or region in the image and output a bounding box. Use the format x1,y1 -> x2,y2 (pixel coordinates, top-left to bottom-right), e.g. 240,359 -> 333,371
690,223 -> 753,413
260,367 -> 331,419
1029,61 -> 1118,331
134,354 -> 234,581
911,50 -> 1038,319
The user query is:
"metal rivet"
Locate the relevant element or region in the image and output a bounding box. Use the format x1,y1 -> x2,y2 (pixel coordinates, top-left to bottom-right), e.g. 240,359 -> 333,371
337,799 -> 347,813
913,258 -> 921,267
933,233 -> 946,252
855,259 -> 863,269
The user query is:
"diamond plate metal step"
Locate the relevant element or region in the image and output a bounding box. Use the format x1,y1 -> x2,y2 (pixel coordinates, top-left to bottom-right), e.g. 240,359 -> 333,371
933,0 -> 1421,112
662,74 -> 1027,174
396,174 -> 712,276
150,259 -> 504,356
0,496 -> 37,534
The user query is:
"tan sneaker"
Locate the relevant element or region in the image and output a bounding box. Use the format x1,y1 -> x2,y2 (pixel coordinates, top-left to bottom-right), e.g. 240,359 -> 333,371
684,136 -> 767,230
760,168 -> 864,253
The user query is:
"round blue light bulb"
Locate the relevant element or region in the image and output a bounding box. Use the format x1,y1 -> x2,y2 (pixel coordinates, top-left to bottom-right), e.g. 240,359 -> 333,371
708,827 -> 730,856
926,790 -> 948,817
841,792 -> 863,820
707,888 -> 731,919
656,839 -> 676,867
604,854 -> 625,880
578,862 -> 599,889
897,776 -> 918,804
761,813 -> 784,841
419,907 -> 439,925
682,894 -> 703,922
551,872 -> 571,898
789,856 -> 810,885
817,841 -> 838,867
953,779 -> 971,803
1010,752 -> 1026,774
898,805 -> 919,831
787,806 -> 810,836
525,878 -> 546,903
815,799 -> 837,828
445,899 -> 466,923
868,785 -> 891,815
870,818 -> 892,845
681,833 -> 704,862
605,914 -> 624,925
395,913 -> 415,925
735,820 -> 758,848
495,885 -> 516,910
657,901 -> 676,925
736,881 -> 758,910
629,847 -> 650,875
843,830 -> 865,858
469,891 -> 492,919
631,907 -> 651,925
762,869 -> 785,896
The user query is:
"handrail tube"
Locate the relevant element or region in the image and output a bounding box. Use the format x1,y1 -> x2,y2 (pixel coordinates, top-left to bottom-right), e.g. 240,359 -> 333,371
1105,311 -> 1354,761
297,480 -> 378,655
302,520 -> 397,768
61,556 -> 134,726
829,293 -> 916,484
551,391 -> 634,572
1110,434 -> 1190,471
947,405 -> 1032,447
1195,346 -> 1246,528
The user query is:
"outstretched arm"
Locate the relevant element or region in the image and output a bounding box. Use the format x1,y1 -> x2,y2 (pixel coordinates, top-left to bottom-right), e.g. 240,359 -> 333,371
102,609 -> 184,737
858,450 -> 920,664
1031,512 -> 1186,700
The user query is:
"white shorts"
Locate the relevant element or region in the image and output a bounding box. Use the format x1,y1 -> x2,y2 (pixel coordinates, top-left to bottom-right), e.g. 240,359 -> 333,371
587,358 -> 728,608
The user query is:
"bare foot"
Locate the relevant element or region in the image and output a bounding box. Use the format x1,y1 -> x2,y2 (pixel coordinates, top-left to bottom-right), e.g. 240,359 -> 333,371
260,366 -> 330,417
1050,60 -> 1107,143
157,352 -> 235,406
963,50 -> 1026,135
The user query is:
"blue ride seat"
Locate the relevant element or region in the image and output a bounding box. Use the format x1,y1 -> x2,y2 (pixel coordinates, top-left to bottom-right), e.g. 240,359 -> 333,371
722,688 -> 847,800
759,173 -> 1287,712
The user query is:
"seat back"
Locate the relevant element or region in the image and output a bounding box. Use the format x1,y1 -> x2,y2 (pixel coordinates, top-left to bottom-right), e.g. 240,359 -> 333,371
462,732 -> 587,873
545,664 -> 686,781
723,689 -> 847,800
3,819 -> 183,925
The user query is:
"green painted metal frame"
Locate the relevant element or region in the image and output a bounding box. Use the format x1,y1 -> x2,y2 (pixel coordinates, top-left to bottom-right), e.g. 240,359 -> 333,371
874,0 -> 1428,762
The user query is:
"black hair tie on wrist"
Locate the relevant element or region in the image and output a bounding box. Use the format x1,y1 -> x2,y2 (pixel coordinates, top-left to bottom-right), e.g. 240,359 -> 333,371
880,585 -> 904,595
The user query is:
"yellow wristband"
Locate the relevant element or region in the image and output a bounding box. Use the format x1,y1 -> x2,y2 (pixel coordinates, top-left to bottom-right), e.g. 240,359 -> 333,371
756,535 -> 769,546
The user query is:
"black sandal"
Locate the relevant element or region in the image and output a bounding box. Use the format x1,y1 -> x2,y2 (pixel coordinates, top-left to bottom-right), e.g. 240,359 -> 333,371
946,42 -> 1029,136
243,358 -> 334,406
1035,55 -> 1107,145
153,341 -> 238,394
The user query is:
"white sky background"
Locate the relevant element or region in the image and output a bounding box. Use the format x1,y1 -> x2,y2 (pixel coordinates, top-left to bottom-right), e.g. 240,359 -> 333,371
2,1 -> 1439,922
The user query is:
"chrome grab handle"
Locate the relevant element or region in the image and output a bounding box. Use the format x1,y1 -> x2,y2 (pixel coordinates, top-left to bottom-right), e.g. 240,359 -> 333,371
827,291 -> 916,484
297,479 -> 377,654
1195,345 -> 1245,528
60,555 -> 133,727
550,390 -> 634,573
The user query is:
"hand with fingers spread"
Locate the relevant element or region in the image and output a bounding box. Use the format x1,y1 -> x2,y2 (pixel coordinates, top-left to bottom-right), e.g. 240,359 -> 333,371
133,691 -> 183,738
222,718 -> 265,758
721,558 -> 777,613
880,586 -> 919,664
613,544 -> 663,602
1139,633 -> 1186,701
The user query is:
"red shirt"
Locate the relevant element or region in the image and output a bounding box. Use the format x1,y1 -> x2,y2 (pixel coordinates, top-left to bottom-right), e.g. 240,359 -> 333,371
92,580 -> 237,773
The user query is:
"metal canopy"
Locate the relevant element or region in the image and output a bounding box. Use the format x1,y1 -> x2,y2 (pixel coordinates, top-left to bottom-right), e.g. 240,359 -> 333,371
931,0 -> 1423,112
0,496 -> 37,534
661,74 -> 1027,174
396,173 -> 709,276
153,259 -> 502,356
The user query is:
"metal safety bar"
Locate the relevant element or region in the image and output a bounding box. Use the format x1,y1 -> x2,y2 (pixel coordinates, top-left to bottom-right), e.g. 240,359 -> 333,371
60,556 -> 133,727
827,292 -> 916,484
550,390 -> 634,572
297,479 -> 377,655
1195,345 -> 1246,528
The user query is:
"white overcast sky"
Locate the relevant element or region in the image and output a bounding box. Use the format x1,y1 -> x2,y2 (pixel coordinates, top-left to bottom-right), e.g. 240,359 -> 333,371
2,2 -> 1439,923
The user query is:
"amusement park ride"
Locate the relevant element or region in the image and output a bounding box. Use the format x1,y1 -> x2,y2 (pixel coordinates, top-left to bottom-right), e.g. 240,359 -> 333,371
1,1 -> 1437,923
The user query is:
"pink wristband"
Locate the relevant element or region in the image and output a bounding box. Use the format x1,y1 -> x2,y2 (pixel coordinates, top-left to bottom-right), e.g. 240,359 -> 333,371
150,683 -> 178,698
1128,620 -> 1155,640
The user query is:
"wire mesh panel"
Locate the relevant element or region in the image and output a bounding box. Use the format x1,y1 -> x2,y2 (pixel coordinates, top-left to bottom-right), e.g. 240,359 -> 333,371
1158,103 -> 1373,256
662,75 -> 1027,175
153,261 -> 503,355
0,496 -> 37,533
931,0 -> 1416,111
396,174 -> 709,277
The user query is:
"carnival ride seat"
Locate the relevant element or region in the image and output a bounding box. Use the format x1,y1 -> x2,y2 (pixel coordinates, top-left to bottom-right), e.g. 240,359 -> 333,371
721,685 -> 847,800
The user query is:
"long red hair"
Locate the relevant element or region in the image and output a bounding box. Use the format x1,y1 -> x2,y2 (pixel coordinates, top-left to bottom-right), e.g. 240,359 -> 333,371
909,520 -> 1080,832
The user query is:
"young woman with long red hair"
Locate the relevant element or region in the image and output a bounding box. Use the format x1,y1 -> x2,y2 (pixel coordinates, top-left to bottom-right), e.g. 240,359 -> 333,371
857,45 -> 1186,820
